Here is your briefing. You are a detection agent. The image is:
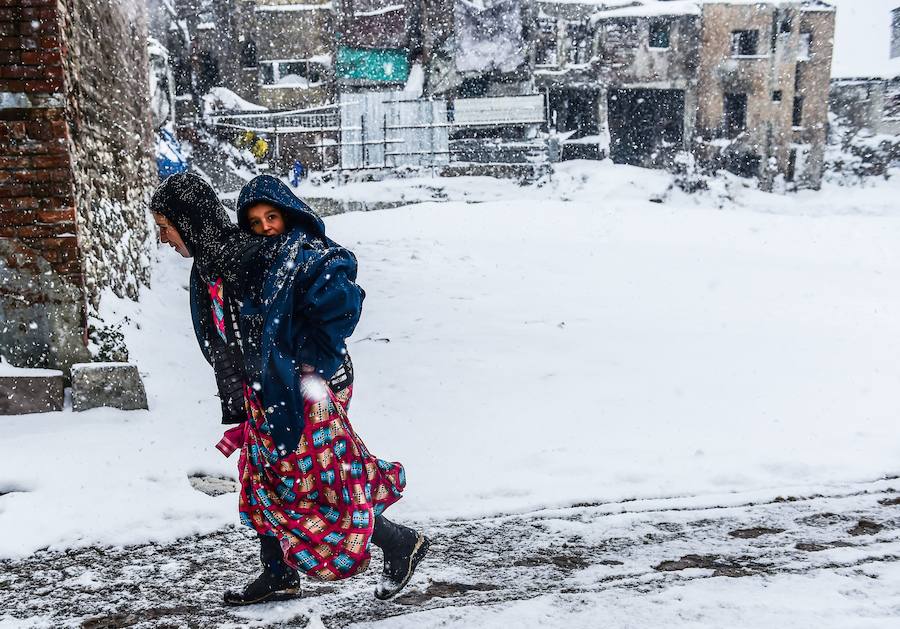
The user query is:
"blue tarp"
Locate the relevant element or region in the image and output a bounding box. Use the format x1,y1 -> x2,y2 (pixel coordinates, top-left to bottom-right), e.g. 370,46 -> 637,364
156,128 -> 189,179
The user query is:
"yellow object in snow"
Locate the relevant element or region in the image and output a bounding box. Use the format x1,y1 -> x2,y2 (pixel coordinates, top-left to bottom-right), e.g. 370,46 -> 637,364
251,138 -> 269,159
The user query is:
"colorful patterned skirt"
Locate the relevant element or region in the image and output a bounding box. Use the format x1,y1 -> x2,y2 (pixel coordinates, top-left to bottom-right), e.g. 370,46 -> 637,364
237,380 -> 405,581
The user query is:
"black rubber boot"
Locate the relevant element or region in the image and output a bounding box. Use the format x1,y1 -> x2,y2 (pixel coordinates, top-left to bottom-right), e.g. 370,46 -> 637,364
371,515 -> 430,600
223,535 -> 302,606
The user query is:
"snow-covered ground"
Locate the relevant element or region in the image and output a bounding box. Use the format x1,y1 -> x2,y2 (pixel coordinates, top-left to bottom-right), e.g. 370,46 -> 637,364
2,162 -> 900,626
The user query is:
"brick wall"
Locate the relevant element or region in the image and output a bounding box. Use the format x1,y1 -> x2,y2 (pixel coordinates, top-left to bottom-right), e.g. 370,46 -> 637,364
0,0 -> 82,286
0,0 -> 153,370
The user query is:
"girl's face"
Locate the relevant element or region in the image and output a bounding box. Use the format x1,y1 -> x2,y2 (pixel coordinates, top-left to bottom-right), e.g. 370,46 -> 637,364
247,203 -> 286,237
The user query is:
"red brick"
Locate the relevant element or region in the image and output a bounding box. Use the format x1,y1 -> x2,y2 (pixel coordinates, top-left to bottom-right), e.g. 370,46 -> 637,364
0,182 -> 31,196
0,78 -> 25,91
0,106 -> 64,121
2,139 -> 65,156
0,155 -> 30,168
0,36 -> 19,48
37,194 -> 72,208
35,208 -> 73,223
22,78 -> 60,92
0,196 -> 37,209
0,9 -> 23,19
21,8 -> 56,20
0,49 -> 20,63
20,49 -> 58,65
31,153 -> 67,168
0,209 -> 35,226
13,223 -> 70,237
2,64 -> 58,80
0,22 -> 18,36
43,167 -> 69,182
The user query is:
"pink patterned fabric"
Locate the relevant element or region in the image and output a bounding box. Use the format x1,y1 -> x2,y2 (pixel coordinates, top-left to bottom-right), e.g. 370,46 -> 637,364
207,277 -> 404,580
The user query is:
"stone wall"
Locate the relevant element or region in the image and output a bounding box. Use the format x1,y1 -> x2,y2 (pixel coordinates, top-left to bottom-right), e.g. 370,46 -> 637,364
60,0 -> 155,305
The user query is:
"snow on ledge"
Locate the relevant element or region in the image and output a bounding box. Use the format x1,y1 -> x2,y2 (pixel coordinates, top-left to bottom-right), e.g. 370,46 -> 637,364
0,359 -> 62,377
255,2 -> 333,11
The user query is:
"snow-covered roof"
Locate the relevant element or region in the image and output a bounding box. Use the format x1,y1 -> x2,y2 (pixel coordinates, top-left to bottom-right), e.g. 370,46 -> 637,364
555,0 -> 829,19
830,0 -> 900,79
594,0 -> 700,18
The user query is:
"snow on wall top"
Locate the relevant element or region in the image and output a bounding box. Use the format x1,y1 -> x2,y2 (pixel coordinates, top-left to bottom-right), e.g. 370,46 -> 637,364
829,0 -> 899,79
255,2 -> 333,11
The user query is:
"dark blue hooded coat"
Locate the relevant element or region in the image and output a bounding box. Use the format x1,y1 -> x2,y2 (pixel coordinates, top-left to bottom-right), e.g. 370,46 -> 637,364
183,174 -> 365,454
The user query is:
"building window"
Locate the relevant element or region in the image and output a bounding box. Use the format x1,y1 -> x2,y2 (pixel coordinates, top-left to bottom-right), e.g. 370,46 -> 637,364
798,32 -> 812,61
649,20 -> 670,49
792,96 -> 803,127
535,17 -> 558,66
731,30 -> 759,57
259,59 -> 327,88
723,92 -> 747,137
772,90 -> 782,102
566,22 -> 591,65
240,40 -> 258,68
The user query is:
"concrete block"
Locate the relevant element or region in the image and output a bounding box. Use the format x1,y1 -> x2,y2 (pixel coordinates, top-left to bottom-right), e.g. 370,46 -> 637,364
71,362 -> 148,412
0,374 -> 65,415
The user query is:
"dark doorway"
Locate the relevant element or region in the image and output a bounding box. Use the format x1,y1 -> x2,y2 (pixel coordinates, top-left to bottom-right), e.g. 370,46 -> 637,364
723,93 -> 747,137
549,88 -> 600,160
607,88 -> 684,166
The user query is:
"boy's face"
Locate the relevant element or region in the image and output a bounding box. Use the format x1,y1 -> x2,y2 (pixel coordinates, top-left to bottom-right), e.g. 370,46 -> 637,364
247,203 -> 286,237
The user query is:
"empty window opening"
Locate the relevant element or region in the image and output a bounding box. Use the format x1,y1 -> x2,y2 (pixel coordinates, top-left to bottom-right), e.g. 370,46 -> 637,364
792,96 -> 803,127
259,59 -> 327,88
536,18 -> 558,66
798,32 -> 812,60
649,20 -> 671,49
731,30 -> 759,56
566,22 -> 591,65
241,40 -> 257,68
787,148 -> 797,182
723,93 -> 747,138
772,90 -> 783,102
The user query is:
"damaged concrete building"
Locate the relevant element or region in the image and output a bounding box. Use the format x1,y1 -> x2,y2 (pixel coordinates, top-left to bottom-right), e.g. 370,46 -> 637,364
535,0 -> 834,189
156,0 -> 834,188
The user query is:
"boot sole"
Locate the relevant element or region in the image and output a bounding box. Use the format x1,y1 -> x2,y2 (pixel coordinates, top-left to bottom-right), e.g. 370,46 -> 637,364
375,534 -> 431,601
223,587 -> 301,607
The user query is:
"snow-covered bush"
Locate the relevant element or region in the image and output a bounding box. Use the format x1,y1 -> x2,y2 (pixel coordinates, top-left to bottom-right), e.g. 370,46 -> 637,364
670,151 -> 709,194
824,113 -> 900,185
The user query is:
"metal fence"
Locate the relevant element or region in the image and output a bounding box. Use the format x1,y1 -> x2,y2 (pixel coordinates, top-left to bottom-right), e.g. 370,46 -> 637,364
206,92 -> 547,170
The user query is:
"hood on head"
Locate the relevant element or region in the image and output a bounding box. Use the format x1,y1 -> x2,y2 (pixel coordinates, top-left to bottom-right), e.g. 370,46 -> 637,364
236,175 -> 326,238
150,172 -> 234,258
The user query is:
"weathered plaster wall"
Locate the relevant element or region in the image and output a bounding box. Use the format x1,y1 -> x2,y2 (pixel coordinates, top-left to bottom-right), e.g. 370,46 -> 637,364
695,2 -> 832,189
793,7 -> 833,188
